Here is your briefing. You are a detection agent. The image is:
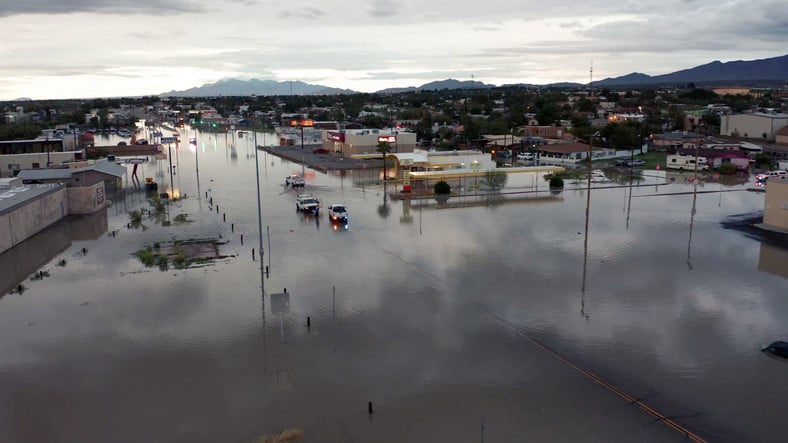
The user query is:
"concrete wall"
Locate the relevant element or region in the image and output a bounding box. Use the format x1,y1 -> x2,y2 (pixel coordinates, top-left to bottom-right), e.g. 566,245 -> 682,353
0,185 -> 67,254
763,180 -> 788,231
67,182 -> 106,215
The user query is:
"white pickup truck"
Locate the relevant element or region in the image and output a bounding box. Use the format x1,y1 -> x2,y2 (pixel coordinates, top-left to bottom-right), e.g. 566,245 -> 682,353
296,193 -> 321,213
286,174 -> 305,188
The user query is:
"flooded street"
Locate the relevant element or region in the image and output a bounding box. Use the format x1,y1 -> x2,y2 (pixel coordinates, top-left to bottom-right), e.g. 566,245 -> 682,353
1,130 -> 786,442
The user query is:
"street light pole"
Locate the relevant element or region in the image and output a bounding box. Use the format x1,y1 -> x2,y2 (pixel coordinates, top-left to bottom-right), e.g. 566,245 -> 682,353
253,125 -> 265,262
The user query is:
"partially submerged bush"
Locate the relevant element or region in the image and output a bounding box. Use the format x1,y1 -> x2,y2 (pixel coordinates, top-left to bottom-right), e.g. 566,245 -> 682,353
549,176 -> 564,188
434,181 -> 451,194
718,163 -> 737,175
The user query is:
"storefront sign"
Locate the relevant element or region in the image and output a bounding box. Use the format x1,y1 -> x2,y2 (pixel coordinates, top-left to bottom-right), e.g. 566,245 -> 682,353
377,135 -> 396,143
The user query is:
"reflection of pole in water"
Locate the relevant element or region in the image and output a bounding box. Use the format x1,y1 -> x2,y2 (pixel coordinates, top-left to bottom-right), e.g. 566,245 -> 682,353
581,143 -> 592,320
687,145 -> 700,270
687,178 -> 698,270
625,171 -> 634,229
260,278 -> 267,375
419,202 -> 422,235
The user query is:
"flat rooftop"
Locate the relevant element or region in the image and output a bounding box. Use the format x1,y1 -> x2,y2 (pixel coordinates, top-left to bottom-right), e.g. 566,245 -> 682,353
0,184 -> 64,216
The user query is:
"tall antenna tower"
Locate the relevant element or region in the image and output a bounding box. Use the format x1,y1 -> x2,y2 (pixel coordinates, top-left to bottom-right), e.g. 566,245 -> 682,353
589,60 -> 594,88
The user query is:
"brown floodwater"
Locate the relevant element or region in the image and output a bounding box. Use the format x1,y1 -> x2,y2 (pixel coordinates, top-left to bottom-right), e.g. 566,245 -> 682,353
1,130 -> 786,443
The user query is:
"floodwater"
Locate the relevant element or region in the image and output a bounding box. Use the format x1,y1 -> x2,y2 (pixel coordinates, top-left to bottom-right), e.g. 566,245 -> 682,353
1,129 -> 786,443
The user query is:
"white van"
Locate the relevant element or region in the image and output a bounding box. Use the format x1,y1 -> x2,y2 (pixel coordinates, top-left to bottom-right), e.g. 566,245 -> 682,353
666,154 -> 709,171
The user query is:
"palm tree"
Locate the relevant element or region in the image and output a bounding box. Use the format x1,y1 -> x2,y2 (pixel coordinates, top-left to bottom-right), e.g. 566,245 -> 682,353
376,141 -> 392,181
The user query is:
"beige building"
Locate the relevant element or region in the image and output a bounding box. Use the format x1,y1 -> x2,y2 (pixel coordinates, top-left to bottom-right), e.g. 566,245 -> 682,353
762,180 -> 788,232
721,113 -> 788,141
775,125 -> 788,145
322,129 -> 416,157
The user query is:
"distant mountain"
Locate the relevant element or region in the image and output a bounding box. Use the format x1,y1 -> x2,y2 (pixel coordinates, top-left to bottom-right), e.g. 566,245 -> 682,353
595,54 -> 788,87
377,79 -> 494,94
159,54 -> 788,97
161,78 -> 356,97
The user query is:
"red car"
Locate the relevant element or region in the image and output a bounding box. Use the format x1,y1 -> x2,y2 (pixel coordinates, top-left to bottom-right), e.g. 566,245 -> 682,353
312,148 -> 329,154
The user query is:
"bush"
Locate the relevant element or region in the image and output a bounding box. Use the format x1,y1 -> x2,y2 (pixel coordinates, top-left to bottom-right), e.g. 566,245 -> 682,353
754,153 -> 773,167
718,163 -> 737,175
434,181 -> 451,194
549,176 -> 564,188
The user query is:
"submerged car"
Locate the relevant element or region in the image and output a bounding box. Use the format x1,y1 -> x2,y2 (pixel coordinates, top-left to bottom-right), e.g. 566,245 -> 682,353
327,204 -> 348,222
762,340 -> 788,359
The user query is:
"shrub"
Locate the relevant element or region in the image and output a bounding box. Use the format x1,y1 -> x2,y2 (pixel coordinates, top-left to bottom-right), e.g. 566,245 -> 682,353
718,163 -> 737,175
754,153 -> 773,167
549,176 -> 564,188
434,181 -> 451,194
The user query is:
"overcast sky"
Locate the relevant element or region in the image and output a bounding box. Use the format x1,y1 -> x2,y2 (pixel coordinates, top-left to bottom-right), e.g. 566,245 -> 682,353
1,0 -> 786,100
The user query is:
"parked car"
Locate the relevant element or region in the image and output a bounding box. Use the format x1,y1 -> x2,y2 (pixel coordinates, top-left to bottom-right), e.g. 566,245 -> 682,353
285,174 -> 305,188
327,204 -> 348,222
312,148 -> 330,154
616,159 -> 646,167
762,341 -> 788,359
516,152 -> 535,160
495,150 -> 512,158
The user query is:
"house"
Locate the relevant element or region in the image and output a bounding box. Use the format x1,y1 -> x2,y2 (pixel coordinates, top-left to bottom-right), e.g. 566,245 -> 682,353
521,126 -> 566,139
535,142 -> 612,165
651,132 -> 705,151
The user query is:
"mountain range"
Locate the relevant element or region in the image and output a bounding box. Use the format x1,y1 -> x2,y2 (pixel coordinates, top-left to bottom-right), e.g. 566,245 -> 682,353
160,54 -> 788,97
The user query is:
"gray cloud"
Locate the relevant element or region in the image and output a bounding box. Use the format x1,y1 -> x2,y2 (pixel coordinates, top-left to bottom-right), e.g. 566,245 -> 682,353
279,5 -> 326,19
0,0 -> 207,17
368,0 -> 402,18
225,0 -> 258,5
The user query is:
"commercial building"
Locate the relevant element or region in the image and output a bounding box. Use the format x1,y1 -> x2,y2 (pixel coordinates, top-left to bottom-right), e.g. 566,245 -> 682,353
0,160 -> 122,254
762,180 -> 788,232
720,113 -> 788,141
1,151 -> 86,178
322,129 -> 417,157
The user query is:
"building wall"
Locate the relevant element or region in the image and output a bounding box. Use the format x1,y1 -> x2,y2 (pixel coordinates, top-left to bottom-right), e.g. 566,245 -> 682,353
777,134 -> 788,145
67,182 -> 106,214
763,180 -> 788,230
721,114 -> 788,141
0,151 -> 83,178
323,130 -> 417,157
0,185 -> 68,254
